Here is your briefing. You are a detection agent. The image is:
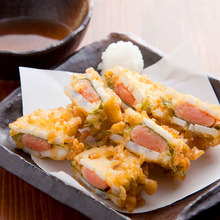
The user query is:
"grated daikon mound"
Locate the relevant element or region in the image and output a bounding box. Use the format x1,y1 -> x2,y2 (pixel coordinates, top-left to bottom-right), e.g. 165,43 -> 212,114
99,41 -> 144,74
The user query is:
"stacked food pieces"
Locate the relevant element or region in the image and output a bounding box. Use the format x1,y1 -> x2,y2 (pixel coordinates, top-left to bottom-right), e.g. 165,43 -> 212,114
64,67 -> 123,145
9,41 -> 220,212
63,67 -> 204,209
110,108 -> 203,181
9,105 -> 86,160
104,66 -> 220,150
73,145 -> 157,212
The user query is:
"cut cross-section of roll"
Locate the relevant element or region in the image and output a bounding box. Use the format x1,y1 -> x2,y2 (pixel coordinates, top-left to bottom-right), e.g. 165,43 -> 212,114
9,105 -> 86,160
104,66 -> 220,149
110,108 -> 204,180
65,68 -> 123,124
72,145 -> 158,212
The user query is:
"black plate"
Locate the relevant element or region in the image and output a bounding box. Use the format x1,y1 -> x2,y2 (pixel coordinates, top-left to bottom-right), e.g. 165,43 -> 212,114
0,32 -> 220,220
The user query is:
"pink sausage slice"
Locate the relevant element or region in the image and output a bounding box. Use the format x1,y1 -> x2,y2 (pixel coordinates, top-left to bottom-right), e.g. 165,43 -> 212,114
75,79 -> 100,103
81,166 -> 108,190
131,125 -> 167,153
174,102 -> 215,126
22,134 -> 52,151
114,83 -> 136,106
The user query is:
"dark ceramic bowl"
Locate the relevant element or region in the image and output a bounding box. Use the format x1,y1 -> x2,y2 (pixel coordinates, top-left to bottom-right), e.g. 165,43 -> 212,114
0,0 -> 93,80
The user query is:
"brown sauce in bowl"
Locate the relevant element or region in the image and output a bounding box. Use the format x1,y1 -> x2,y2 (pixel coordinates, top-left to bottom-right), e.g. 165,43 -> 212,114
0,18 -> 72,52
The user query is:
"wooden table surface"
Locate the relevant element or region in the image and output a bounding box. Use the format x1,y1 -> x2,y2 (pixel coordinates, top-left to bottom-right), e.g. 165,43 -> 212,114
1,0 -> 220,219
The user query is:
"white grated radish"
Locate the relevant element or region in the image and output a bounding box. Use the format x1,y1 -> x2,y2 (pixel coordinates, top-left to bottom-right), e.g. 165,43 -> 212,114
99,41 -> 144,74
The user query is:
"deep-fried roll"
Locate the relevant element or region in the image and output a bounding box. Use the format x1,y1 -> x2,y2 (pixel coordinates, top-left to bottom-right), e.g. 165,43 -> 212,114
104,66 -> 220,149
72,145 -> 158,212
110,108 -> 204,180
9,105 -> 86,160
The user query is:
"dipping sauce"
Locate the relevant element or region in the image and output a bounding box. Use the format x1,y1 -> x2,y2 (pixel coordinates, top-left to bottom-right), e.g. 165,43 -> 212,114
0,18 -> 72,52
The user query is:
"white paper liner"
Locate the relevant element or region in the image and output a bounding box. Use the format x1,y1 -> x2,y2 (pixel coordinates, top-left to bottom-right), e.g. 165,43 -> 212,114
19,68 -> 72,115
143,44 -> 219,104
19,44 -> 220,213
